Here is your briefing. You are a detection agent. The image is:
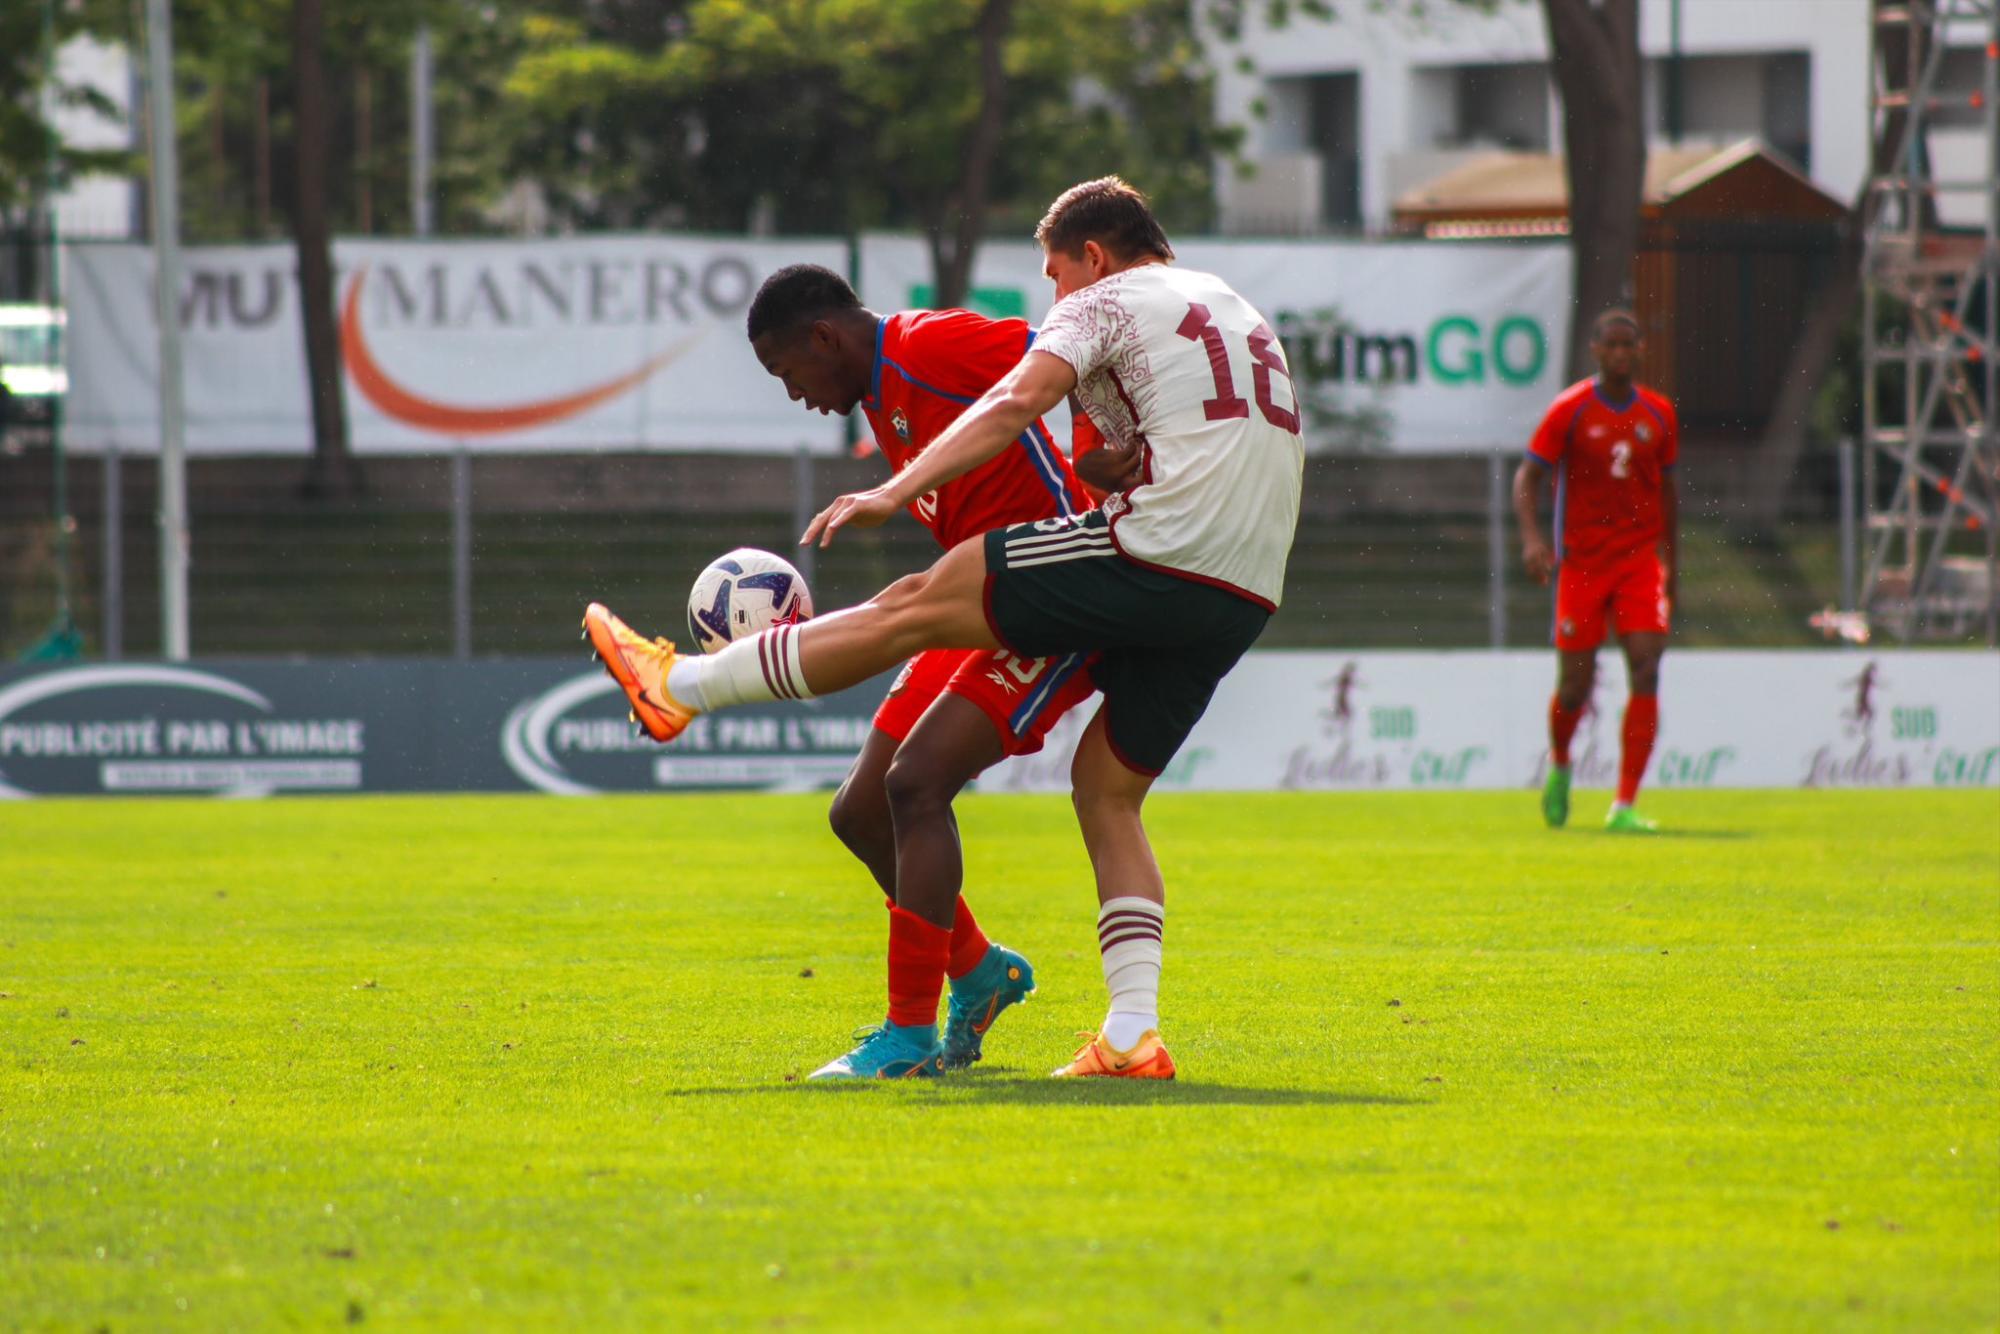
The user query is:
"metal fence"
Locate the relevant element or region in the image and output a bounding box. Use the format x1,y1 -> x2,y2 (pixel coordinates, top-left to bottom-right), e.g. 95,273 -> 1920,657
0,443 -> 1857,662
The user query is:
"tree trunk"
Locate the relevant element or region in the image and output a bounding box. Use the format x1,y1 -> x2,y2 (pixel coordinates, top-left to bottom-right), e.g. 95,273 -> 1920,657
293,0 -> 358,499
1736,0 -> 1924,530
1542,0 -> 1645,381
930,0 -> 1016,310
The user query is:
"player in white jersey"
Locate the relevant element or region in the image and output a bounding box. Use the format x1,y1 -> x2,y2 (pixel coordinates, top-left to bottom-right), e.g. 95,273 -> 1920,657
583,177 -> 1305,1079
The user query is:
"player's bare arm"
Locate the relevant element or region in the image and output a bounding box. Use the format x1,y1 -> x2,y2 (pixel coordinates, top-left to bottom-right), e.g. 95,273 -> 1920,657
802,350 -> 1079,548
1662,468 -> 1680,610
1513,456 -> 1556,585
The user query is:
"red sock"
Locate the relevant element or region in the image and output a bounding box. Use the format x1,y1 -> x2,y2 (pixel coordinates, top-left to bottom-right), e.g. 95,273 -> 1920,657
885,906 -> 950,1028
1619,693 -> 1659,804
1549,695 -> 1583,767
946,897 -> 992,979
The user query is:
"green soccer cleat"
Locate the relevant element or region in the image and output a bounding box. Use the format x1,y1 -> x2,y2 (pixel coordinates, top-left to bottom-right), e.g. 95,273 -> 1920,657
1541,765 -> 1572,829
808,1022 -> 945,1081
941,944 -> 1036,1070
1604,804 -> 1659,834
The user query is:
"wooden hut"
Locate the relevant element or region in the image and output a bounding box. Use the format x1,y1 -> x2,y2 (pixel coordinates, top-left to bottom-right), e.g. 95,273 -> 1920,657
1394,140 -> 1850,429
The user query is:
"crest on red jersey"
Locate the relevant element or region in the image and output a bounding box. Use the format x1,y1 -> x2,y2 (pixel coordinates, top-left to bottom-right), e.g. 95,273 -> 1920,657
1635,421 -> 1653,443
891,408 -> 911,443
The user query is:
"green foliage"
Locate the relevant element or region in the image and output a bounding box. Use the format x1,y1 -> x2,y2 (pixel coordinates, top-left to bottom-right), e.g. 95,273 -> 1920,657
0,0 -> 131,216
500,0 -> 1237,239
3,789 -> 1996,1326
161,0 -> 527,241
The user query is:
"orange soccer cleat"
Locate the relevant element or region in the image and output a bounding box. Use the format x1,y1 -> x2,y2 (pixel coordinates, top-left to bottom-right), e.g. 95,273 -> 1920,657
1050,1028 -> 1177,1080
582,602 -> 696,744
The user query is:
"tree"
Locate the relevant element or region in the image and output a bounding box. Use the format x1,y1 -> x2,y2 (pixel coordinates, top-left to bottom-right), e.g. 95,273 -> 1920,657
1540,0 -> 1644,380
171,0 -> 524,242
500,0 -> 1235,307
1,0 -> 129,308
291,0 -> 353,497
149,0 -> 502,493
0,1 -> 129,220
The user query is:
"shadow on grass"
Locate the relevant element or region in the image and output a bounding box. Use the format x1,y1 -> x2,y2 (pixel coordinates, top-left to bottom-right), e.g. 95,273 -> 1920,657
664,1077 -> 1421,1107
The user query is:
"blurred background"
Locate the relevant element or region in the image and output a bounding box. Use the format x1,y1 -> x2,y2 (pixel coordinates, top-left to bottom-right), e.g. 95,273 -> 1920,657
0,0 -> 1992,662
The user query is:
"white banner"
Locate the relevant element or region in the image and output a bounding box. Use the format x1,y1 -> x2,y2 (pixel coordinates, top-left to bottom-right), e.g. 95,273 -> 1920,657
975,650 -> 2000,794
860,233 -> 1572,456
63,236 -> 846,454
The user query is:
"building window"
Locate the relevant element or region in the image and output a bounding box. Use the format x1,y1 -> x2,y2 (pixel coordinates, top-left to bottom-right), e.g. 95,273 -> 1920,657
1449,63 -> 1551,152
1652,51 -> 1811,174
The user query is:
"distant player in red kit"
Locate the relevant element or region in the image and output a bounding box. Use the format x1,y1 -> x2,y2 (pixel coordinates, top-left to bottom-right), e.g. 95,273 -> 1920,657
1514,309 -> 1679,833
741,264 -> 1105,1078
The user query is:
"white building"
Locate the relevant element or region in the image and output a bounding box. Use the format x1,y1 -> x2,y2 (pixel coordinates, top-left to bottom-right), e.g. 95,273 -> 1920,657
1209,0 -> 1987,233
47,35 -> 139,239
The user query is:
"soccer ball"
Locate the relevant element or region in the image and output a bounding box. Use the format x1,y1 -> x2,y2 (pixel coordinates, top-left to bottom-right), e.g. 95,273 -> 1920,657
686,548 -> 814,654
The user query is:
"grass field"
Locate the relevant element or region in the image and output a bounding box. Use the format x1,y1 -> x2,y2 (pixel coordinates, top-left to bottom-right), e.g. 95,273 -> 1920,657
3,789 -> 1996,1330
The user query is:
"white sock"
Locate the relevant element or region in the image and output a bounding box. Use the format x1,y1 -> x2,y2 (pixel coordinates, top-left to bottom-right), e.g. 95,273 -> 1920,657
666,624 -> 815,712
1097,896 -> 1164,1050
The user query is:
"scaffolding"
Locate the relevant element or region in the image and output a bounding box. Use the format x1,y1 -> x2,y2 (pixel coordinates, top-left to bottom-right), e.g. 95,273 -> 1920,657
1861,0 -> 2000,643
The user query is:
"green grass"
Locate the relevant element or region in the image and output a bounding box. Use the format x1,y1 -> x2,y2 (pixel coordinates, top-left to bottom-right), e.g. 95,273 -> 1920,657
3,790 -> 1996,1330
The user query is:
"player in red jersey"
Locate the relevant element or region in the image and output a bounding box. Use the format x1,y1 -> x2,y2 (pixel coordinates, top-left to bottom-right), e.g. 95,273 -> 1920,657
742,264 -> 1104,1078
1513,309 -> 1679,833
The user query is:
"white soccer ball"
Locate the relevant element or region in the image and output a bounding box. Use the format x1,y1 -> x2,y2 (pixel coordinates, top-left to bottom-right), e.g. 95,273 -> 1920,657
686,547 -> 814,654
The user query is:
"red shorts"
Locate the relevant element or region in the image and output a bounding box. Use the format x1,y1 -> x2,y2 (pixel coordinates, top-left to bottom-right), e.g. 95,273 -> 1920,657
1553,549 -> 1670,651
874,648 -> 1096,758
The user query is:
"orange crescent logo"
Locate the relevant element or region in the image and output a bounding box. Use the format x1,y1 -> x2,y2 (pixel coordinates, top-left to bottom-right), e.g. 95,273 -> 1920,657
339,266 -> 699,435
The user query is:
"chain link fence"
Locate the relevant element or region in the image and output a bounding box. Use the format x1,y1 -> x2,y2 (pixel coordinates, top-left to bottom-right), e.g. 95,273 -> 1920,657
0,444 -> 1854,661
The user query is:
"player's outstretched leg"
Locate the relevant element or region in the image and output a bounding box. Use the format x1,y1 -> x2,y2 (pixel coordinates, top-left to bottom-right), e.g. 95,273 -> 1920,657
1051,713 -> 1176,1080
584,535 -> 999,743
582,604 -> 698,742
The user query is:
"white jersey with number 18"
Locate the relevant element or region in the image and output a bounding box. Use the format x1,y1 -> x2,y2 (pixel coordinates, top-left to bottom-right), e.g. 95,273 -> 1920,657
1031,262 -> 1305,610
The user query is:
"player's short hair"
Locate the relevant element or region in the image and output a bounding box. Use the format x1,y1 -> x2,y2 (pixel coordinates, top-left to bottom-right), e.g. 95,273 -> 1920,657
1593,308 -> 1641,340
1034,176 -> 1175,263
746,264 -> 861,344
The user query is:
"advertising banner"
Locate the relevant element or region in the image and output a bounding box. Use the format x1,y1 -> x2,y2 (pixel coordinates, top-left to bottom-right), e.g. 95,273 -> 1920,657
0,661 -> 890,798
859,233 -> 1572,455
976,649 -> 2000,794
67,232 -> 1568,457
1,651 -> 1993,800
63,236 -> 846,455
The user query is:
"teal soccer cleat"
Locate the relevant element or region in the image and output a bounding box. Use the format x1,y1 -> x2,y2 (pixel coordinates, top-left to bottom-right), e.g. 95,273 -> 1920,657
808,1022 -> 945,1081
941,944 -> 1036,1070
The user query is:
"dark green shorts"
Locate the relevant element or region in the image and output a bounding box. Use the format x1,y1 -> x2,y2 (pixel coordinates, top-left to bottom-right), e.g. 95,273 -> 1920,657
981,510 -> 1270,776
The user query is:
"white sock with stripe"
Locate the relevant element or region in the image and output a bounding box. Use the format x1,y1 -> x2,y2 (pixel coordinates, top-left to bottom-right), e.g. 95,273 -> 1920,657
665,623 -> 815,713
1097,896 -> 1164,1051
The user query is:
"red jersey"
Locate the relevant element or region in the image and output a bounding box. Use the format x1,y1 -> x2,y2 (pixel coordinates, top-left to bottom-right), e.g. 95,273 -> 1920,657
862,309 -> 1094,549
1526,377 -> 1679,568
